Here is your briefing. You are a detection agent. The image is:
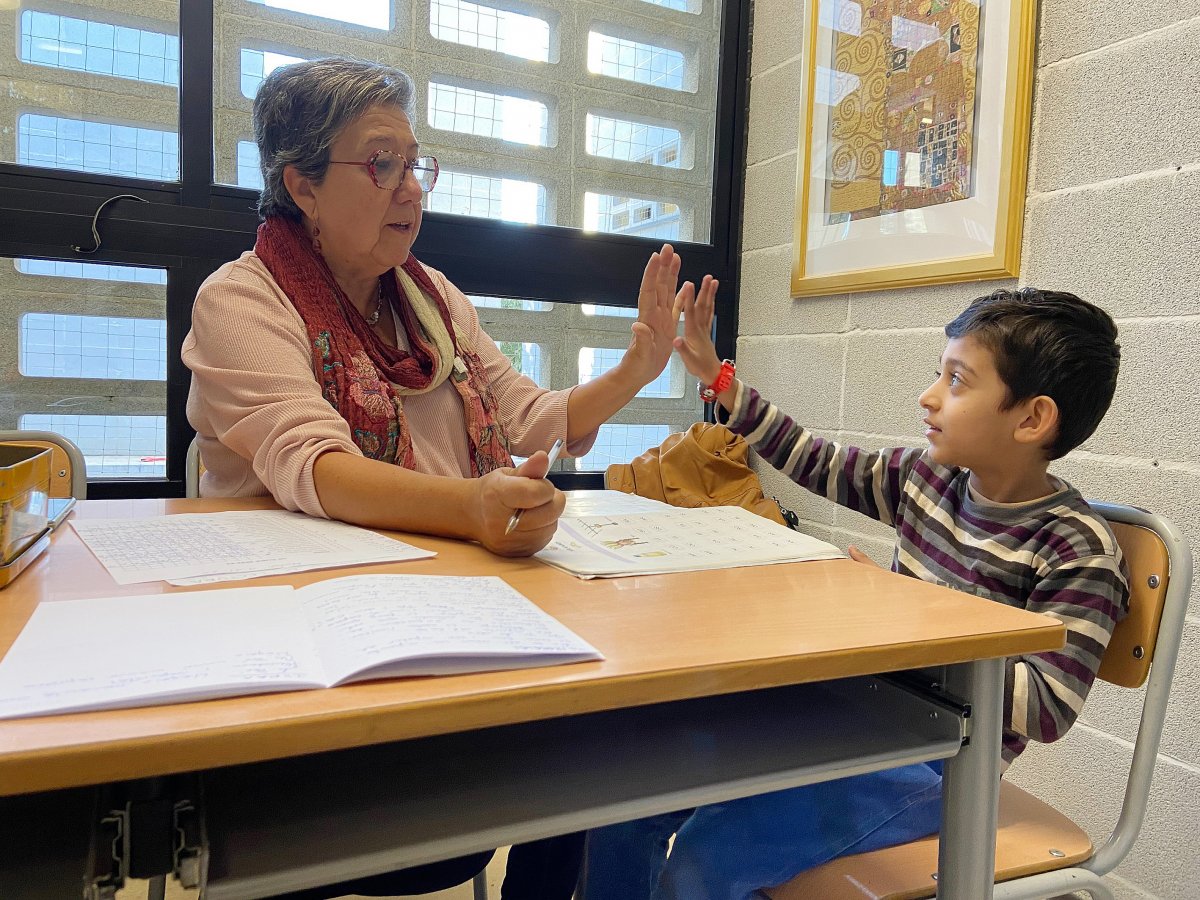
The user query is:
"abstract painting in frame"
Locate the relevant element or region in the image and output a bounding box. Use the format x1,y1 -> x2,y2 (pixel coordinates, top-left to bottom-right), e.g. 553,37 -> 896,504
791,0 -> 1037,297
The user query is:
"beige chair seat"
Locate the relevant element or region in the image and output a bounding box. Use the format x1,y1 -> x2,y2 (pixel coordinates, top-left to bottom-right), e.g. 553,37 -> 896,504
766,780 -> 1092,900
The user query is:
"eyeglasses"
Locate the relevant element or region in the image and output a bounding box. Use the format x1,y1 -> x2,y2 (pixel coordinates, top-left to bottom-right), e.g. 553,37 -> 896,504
327,150 -> 439,192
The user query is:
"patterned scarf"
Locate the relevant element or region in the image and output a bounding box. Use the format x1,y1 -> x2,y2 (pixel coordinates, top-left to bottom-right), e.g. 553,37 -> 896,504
254,215 -> 512,475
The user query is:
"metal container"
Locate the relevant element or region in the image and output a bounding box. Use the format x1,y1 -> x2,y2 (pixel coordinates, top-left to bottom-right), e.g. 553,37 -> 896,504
0,445 -> 52,565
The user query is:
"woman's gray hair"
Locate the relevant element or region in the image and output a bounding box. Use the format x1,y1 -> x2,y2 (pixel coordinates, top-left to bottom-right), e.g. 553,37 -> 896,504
253,57 -> 417,220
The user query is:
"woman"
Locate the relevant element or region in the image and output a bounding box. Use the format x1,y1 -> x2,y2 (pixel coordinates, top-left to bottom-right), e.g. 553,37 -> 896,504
183,57 -> 711,899
184,57 -> 711,557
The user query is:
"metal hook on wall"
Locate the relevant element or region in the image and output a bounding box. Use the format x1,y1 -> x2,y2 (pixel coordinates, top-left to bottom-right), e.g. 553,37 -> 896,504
72,194 -> 149,254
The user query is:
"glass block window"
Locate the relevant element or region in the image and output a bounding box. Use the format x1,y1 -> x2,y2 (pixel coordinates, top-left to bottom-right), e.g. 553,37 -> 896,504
496,341 -> 545,385
582,304 -> 638,318
575,424 -> 671,471
19,414 -> 167,478
216,0 -> 719,239
587,115 -> 682,168
428,83 -> 549,146
430,0 -> 550,62
244,0 -> 390,29
587,32 -> 685,91
237,141 -> 263,189
18,113 -> 178,180
579,347 -> 677,399
19,10 -> 179,86
470,296 -> 549,312
585,192 -> 683,240
14,259 -> 167,284
240,48 -> 305,99
467,297 -> 700,471
20,314 -> 166,381
427,170 -> 548,224
4,254 -> 168,485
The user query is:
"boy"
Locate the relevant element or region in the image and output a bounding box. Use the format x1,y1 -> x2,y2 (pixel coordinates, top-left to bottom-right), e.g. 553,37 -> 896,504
581,286 -> 1130,900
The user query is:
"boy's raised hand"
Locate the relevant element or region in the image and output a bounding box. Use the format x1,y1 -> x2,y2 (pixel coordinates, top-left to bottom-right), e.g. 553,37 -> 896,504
672,274 -> 723,385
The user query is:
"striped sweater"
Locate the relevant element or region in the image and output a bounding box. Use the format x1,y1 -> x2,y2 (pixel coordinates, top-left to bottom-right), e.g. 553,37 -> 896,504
725,380 -> 1130,764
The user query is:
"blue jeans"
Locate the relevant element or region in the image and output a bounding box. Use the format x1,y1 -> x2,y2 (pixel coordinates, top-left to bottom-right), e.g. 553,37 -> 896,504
581,762 -> 944,900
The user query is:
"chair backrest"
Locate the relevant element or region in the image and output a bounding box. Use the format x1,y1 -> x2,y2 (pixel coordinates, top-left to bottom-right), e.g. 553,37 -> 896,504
1096,518 -> 1168,688
0,430 -> 87,499
1081,501 -> 1192,876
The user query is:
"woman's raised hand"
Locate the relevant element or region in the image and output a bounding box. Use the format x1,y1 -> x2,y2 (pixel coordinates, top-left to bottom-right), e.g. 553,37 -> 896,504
621,244 -> 689,388
672,273 -> 722,385
469,450 -> 565,557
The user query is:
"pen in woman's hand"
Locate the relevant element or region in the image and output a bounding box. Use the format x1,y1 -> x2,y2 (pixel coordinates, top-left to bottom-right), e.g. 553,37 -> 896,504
504,438 -> 565,535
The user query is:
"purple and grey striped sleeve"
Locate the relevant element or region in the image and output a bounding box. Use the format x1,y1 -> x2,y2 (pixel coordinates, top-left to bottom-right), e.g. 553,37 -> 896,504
725,380 -> 921,526
1005,553 -> 1128,748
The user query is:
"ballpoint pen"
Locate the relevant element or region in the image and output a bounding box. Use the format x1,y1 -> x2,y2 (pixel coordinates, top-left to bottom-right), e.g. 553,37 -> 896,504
504,438 -> 565,535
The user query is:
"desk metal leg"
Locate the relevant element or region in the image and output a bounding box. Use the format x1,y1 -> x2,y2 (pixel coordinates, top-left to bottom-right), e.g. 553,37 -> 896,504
937,657 -> 1004,899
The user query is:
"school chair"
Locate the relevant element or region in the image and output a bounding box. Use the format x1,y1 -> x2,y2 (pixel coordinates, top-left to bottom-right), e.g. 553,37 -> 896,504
764,501 -> 1191,900
0,429 -> 87,499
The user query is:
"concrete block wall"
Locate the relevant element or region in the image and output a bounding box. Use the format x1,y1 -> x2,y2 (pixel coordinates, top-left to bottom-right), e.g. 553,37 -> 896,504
739,2 -> 1200,896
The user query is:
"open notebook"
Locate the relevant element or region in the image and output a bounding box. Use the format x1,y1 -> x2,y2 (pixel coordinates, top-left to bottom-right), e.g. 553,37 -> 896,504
0,574 -> 601,719
537,505 -> 845,578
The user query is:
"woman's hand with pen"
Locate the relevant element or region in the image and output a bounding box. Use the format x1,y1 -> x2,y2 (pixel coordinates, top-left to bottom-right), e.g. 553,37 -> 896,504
469,448 -> 565,557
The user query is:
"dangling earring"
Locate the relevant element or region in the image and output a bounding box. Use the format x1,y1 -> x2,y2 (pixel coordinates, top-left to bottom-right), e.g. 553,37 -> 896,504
311,223 -> 322,255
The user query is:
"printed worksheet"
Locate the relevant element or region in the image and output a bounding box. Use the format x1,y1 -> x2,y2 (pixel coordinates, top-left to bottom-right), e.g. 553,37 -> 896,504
536,505 -> 844,578
71,510 -> 435,585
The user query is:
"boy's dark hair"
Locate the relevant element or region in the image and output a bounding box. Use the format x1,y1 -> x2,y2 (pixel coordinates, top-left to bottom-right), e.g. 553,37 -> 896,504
945,288 -> 1120,459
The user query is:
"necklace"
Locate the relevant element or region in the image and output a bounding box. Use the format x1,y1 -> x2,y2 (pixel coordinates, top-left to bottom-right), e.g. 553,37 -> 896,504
365,281 -> 383,326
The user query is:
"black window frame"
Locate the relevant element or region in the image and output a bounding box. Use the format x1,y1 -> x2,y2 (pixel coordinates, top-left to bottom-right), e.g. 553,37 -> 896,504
0,0 -> 749,497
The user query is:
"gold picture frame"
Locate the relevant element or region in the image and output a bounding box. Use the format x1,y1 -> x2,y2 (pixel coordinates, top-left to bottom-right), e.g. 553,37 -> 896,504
791,0 -> 1037,298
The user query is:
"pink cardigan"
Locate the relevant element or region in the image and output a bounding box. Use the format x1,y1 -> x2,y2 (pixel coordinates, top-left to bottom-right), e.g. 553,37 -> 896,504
183,252 -> 593,517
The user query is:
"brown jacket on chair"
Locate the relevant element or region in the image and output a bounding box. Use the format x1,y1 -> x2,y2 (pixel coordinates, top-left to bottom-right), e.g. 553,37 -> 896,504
605,422 -> 788,527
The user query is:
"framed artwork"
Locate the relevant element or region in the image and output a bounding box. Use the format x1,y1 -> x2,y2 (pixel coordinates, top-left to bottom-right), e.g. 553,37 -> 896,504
790,0 -> 1037,297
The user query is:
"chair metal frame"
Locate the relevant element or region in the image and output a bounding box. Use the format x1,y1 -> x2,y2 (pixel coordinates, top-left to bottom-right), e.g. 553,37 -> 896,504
0,429 -> 88,499
185,437 -> 201,498
991,501 -> 1192,900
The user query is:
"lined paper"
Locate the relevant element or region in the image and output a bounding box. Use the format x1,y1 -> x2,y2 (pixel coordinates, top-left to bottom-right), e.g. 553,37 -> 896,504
71,510 -> 435,585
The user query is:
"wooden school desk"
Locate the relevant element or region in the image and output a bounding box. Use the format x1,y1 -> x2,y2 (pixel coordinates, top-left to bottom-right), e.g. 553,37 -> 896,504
0,498 -> 1064,899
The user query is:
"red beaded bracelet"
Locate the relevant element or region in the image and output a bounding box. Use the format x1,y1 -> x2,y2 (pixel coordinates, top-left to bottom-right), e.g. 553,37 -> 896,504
699,359 -> 736,402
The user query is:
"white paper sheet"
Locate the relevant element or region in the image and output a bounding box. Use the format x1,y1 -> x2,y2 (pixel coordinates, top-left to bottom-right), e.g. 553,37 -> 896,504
0,587 -> 322,718
562,490 -> 673,517
71,510 -> 435,585
536,505 -> 845,578
300,574 -> 604,683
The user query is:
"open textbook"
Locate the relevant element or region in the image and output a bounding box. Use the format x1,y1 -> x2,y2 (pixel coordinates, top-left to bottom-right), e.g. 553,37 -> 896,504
537,505 -> 845,578
0,574 -> 601,719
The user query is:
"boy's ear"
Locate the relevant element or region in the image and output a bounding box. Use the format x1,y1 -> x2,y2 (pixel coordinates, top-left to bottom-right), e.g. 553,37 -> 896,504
282,165 -> 318,220
1013,395 -> 1059,450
